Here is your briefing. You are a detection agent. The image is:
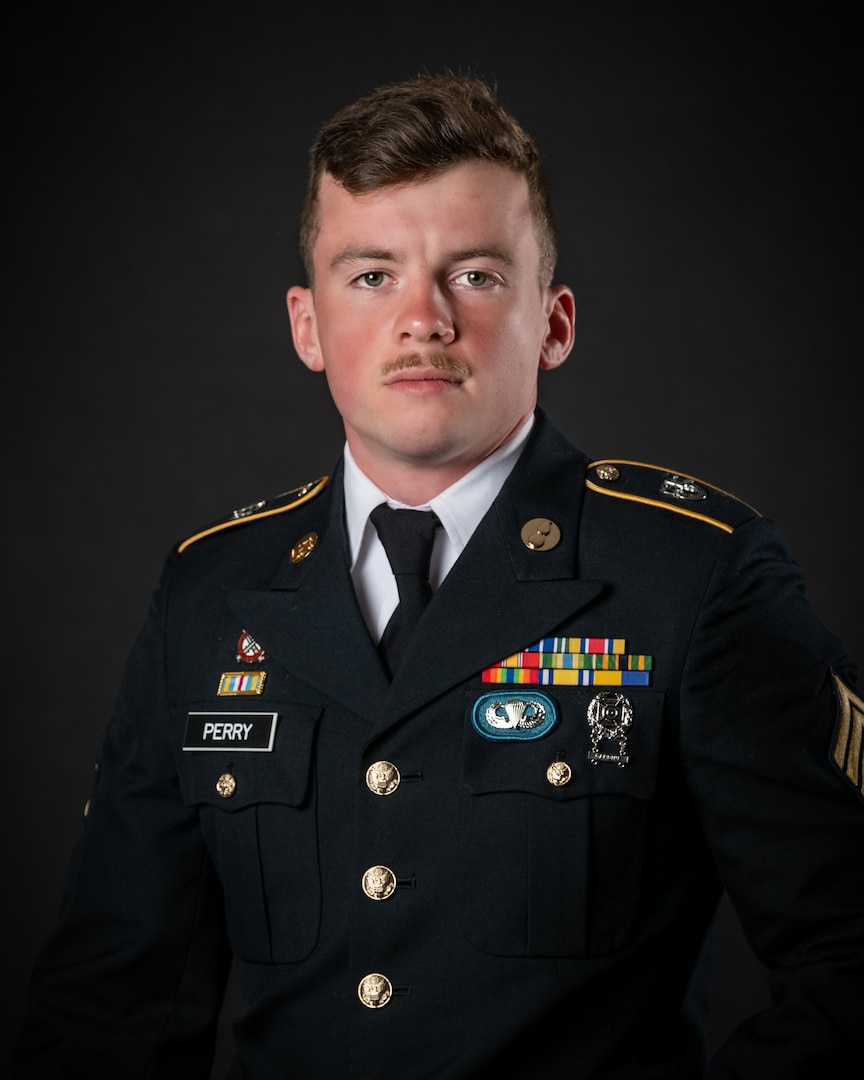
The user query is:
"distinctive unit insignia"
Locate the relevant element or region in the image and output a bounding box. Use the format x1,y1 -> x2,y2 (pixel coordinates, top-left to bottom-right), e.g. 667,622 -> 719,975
236,630 -> 265,663
472,691 -> 559,741
831,672 -> 864,799
587,691 -> 634,767
290,531 -> 318,563
482,637 -> 651,686
217,671 -> 267,696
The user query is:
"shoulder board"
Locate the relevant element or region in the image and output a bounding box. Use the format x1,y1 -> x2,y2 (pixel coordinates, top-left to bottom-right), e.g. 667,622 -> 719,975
585,460 -> 759,534
177,476 -> 329,553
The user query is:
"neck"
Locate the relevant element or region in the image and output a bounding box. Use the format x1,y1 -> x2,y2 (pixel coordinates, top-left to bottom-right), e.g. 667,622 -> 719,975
346,417 -> 532,506
349,455 -> 473,506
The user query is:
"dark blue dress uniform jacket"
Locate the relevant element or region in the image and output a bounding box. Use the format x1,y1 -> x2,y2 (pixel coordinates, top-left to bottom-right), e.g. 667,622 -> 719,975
16,411 -> 864,1078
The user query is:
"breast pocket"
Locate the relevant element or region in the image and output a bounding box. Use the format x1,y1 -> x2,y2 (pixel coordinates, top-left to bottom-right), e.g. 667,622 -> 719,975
175,701 -> 322,964
458,688 -> 664,959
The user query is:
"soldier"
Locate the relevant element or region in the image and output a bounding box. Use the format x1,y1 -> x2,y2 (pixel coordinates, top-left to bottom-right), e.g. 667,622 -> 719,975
16,72 -> 863,1078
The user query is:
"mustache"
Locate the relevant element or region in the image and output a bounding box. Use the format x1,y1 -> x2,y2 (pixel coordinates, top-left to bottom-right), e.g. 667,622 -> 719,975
381,352 -> 471,378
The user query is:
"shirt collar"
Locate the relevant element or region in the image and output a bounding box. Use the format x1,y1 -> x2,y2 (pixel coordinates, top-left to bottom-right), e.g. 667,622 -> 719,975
343,415 -> 534,569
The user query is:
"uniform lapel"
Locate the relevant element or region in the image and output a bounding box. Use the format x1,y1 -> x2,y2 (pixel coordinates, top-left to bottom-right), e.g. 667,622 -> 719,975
379,413 -> 605,725
224,414 -> 605,731
226,465 -> 391,721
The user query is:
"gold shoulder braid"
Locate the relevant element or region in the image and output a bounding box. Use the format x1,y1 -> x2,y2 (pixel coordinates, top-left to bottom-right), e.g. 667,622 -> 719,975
177,477 -> 329,553
586,460 -> 759,534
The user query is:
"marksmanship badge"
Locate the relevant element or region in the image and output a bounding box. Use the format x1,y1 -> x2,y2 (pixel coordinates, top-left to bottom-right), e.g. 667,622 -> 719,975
587,690 -> 633,767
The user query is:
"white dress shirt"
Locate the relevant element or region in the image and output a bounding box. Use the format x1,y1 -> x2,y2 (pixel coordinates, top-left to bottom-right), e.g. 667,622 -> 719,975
344,416 -> 534,642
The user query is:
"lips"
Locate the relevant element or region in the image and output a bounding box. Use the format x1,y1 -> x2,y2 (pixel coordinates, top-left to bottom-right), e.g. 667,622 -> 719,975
380,351 -> 471,389
385,367 -> 464,385
384,367 -> 465,394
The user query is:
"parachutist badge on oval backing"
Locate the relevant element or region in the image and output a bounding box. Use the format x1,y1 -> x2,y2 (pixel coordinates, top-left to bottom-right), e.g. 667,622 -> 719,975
472,691 -> 559,741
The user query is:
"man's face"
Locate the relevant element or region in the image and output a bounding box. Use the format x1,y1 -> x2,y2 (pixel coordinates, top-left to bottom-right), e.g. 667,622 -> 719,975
288,162 -> 573,492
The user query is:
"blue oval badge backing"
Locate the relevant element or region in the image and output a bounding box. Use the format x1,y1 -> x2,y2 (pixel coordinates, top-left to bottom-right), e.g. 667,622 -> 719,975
472,690 -> 559,741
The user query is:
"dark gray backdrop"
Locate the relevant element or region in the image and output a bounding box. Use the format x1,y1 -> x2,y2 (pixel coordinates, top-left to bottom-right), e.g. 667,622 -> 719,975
7,7 -> 861,1074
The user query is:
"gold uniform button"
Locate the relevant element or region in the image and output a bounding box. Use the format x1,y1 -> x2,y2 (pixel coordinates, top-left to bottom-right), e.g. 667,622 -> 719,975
595,464 -> 620,482
520,517 -> 561,551
216,773 -> 237,798
366,760 -> 400,796
546,761 -> 572,787
358,972 -> 392,1009
362,865 -> 397,901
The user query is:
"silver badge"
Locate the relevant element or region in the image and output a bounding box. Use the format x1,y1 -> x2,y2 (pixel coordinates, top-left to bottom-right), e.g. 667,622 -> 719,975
485,698 -> 547,730
472,692 -> 559,742
232,499 -> 267,519
587,691 -> 633,767
659,474 -> 706,501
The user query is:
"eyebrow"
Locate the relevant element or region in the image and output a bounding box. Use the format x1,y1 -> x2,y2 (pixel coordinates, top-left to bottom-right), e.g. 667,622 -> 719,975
451,246 -> 515,266
329,245 -> 515,270
329,247 -> 394,269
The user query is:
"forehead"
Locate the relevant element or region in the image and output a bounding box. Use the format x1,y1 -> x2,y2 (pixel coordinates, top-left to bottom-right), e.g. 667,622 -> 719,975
313,162 -> 538,259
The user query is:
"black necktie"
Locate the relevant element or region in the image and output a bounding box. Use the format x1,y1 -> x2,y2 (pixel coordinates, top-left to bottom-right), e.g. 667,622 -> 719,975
370,503 -> 440,676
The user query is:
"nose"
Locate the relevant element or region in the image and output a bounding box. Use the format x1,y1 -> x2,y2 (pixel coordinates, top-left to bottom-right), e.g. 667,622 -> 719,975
397,280 -> 455,344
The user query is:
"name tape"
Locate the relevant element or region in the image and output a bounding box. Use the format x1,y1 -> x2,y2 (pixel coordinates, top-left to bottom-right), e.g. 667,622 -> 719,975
183,711 -> 278,752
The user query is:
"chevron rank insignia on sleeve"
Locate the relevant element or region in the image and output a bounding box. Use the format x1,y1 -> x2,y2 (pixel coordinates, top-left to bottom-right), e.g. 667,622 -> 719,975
831,672 -> 864,801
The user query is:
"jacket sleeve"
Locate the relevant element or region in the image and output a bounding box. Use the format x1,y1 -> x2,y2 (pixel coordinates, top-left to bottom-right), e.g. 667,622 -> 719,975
679,515 -> 863,1076
15,556 -> 232,1079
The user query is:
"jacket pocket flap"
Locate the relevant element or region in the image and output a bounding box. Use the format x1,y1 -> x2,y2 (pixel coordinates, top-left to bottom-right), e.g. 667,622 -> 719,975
463,688 -> 664,800
176,701 -> 321,810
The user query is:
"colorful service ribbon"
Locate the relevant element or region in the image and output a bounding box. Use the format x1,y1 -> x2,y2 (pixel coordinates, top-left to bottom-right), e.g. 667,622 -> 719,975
482,637 -> 651,686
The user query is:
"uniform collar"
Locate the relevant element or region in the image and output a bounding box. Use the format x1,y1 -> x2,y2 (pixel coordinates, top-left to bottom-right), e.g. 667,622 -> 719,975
342,414 -> 534,571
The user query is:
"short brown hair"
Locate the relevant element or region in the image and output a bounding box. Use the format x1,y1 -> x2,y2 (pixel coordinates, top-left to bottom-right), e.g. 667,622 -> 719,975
299,73 -> 558,287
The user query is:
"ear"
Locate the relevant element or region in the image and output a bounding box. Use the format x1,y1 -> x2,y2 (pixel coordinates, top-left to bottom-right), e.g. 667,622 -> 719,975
539,285 -> 576,371
287,285 -> 324,372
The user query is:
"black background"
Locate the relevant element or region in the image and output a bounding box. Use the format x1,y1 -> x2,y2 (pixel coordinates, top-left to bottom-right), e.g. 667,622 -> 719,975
7,6 -> 861,1074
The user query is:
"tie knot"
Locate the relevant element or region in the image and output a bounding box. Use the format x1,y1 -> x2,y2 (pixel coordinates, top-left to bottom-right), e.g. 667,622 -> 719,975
370,504 -> 440,578
370,504 -> 441,677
